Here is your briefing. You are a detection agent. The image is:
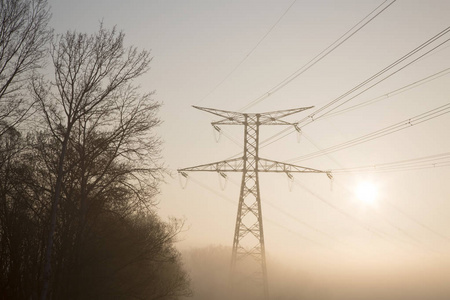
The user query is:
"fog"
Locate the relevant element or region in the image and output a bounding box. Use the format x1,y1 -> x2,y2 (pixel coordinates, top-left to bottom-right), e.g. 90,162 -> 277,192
182,245 -> 450,300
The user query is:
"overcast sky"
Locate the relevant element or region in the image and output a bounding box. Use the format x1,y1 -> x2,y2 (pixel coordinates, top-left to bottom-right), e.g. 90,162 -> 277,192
49,0 -> 450,293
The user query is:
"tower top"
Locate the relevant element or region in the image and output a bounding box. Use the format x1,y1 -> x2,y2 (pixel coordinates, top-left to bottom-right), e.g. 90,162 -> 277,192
192,105 -> 313,125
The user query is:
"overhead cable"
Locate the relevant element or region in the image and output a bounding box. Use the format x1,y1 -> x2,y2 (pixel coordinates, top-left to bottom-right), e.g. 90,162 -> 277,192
289,102 -> 450,163
332,179 -> 441,254
226,176 -> 347,246
320,67 -> 450,120
257,27 -> 450,150
196,0 -> 298,105
187,175 -> 335,251
331,151 -> 450,174
298,28 -> 450,125
238,0 -> 397,112
292,178 -> 412,250
384,201 -> 450,243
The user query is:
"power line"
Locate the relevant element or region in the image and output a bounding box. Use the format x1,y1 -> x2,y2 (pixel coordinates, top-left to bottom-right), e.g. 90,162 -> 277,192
331,151 -> 450,174
213,127 -> 243,149
187,172 -> 422,256
211,107 -> 450,251
301,131 -> 345,168
296,27 -> 450,125
196,0 -> 298,105
226,176 -> 346,246
320,67 -> 450,120
384,200 -> 450,243
332,179 -> 443,255
264,136 -> 444,253
238,0 -> 397,112
264,134 -> 449,250
256,35 -> 450,152
178,143 -> 441,258
371,209 -> 424,247
357,162 -> 450,174
291,178 -> 414,251
288,102 -> 450,163
322,175 -> 439,252
186,175 -> 335,252
262,118 -> 450,247
335,162 -> 450,174
228,170 -> 417,258
220,3 -> 448,162
260,101 -> 450,162
188,173 -> 378,256
255,26 -> 450,151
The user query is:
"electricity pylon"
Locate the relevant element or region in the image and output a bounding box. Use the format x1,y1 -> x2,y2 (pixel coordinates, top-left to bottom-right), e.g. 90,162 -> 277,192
178,106 -> 331,299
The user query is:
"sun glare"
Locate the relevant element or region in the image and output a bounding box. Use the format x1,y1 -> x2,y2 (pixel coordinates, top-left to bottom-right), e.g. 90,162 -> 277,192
355,181 -> 378,205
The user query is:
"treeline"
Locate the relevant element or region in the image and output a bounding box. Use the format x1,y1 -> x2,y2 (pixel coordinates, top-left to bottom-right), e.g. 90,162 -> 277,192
0,0 -> 190,299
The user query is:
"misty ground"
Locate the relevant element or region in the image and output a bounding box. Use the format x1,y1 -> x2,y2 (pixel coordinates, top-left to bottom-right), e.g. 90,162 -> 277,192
181,245 -> 450,300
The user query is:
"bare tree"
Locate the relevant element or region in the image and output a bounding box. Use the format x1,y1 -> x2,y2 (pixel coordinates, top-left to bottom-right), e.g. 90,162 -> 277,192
0,0 -> 51,136
0,124 -> 191,299
0,129 -> 48,300
32,25 -> 160,300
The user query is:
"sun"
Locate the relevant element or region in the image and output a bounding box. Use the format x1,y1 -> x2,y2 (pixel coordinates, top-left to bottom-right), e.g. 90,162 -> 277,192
355,181 -> 378,205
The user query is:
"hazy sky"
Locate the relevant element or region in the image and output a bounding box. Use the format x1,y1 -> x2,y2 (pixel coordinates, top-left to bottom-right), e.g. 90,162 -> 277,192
49,0 -> 450,292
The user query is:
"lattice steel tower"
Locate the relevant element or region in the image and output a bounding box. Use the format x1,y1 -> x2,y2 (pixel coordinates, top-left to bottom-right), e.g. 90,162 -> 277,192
178,106 -> 331,299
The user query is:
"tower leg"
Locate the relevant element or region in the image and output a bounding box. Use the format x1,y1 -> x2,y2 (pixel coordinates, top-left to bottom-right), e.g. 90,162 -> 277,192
229,115 -> 269,299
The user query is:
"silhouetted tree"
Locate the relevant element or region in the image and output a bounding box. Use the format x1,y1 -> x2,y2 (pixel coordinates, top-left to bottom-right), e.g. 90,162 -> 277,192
0,128 -> 47,300
27,122 -> 193,299
0,0 -> 51,136
31,25 -> 160,299
0,4 -> 190,298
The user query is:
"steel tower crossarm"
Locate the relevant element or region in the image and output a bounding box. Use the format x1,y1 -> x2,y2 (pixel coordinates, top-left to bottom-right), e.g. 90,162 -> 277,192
178,157 -> 245,173
178,157 -> 329,174
192,105 -> 314,126
258,158 -> 330,174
